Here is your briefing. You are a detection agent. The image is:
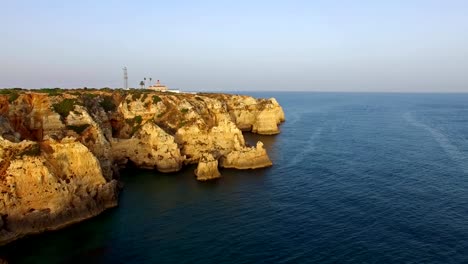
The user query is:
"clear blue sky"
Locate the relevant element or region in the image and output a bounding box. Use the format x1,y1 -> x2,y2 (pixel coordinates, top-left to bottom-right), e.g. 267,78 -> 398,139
1,0 -> 467,92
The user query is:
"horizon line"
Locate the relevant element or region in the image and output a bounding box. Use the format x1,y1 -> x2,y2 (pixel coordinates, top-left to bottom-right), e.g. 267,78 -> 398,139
2,87 -> 468,94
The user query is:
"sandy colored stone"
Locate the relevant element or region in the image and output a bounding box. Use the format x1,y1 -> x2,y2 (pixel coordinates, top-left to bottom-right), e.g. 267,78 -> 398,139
175,120 -> 245,164
112,122 -> 184,172
194,153 -> 221,181
220,141 -> 272,169
251,98 -> 285,135
0,137 -> 118,245
0,89 -> 285,245
200,94 -> 285,134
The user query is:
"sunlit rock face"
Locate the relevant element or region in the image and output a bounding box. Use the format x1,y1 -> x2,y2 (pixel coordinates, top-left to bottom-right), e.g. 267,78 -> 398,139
251,98 -> 285,135
194,153 -> 221,181
0,137 -> 118,245
0,89 -> 284,245
112,122 -> 183,172
220,141 -> 273,169
200,94 -> 285,135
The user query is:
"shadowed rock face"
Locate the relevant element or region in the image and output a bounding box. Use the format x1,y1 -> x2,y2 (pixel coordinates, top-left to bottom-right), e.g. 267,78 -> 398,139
0,89 -> 284,245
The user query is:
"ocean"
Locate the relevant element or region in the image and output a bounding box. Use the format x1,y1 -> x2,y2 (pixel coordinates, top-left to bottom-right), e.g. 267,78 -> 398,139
2,92 -> 468,263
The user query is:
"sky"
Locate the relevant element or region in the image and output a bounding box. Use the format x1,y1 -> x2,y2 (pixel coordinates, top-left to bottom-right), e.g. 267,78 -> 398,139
1,0 -> 467,92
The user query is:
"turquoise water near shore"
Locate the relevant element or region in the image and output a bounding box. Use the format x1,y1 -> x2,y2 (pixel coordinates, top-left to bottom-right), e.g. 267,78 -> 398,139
2,92 -> 468,263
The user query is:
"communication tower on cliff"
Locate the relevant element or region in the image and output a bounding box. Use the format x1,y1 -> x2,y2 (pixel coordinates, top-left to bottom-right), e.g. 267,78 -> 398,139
123,67 -> 128,90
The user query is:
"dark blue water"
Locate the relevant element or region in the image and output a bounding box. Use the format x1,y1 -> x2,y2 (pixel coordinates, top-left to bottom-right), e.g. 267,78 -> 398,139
2,92 -> 468,263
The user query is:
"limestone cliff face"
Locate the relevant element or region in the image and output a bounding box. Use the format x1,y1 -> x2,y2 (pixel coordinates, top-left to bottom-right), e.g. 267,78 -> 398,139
0,136 -> 118,245
66,105 -> 114,180
112,122 -> 183,172
0,88 -> 284,245
251,98 -> 285,135
220,142 -> 272,169
175,121 -> 245,163
199,94 -> 285,135
194,153 -> 221,181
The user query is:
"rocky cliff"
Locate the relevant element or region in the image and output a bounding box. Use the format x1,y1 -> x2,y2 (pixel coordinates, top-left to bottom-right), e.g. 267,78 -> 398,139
0,88 -> 284,245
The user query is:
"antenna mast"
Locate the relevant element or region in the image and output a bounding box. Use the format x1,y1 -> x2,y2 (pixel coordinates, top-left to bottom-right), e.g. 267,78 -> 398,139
123,67 -> 128,89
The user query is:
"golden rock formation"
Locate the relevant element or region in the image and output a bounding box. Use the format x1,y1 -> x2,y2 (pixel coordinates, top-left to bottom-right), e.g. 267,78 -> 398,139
0,89 -> 285,245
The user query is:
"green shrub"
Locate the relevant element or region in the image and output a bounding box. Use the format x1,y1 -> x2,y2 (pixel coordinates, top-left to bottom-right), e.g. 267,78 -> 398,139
132,92 -> 141,100
0,89 -> 20,102
66,124 -> 90,134
38,88 -> 62,96
180,108 -> 189,114
53,99 -> 76,119
134,115 -> 143,125
8,92 -> 19,103
125,116 -> 144,136
152,95 -> 162,104
82,93 -> 98,100
99,96 -> 116,112
125,115 -> 143,126
131,125 -> 141,136
19,144 -> 41,157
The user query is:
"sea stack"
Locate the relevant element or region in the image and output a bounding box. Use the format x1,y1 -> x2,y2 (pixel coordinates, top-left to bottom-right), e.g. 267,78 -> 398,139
194,153 -> 221,181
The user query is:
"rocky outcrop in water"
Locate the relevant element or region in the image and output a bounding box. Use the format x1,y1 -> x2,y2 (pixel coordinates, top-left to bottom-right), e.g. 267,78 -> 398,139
0,88 -> 284,245
220,141 -> 272,169
194,153 -> 221,181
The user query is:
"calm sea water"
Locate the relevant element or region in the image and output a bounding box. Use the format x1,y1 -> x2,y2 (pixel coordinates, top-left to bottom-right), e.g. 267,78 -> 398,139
2,92 -> 468,264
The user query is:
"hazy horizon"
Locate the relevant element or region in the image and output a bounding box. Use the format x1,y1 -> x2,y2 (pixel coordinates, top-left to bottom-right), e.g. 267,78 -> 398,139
1,0 -> 467,92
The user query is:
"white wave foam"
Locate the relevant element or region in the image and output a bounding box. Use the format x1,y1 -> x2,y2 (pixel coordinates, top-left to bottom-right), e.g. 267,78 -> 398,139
403,112 -> 468,174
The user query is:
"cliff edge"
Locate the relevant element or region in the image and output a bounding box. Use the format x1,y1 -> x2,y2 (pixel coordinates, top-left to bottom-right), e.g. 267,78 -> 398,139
0,88 -> 285,245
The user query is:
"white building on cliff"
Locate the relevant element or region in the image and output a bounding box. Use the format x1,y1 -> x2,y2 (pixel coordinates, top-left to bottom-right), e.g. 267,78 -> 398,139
148,80 -> 180,93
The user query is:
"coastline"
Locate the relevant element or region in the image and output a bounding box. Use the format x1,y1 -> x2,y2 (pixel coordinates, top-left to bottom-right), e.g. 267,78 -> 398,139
0,88 -> 285,245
